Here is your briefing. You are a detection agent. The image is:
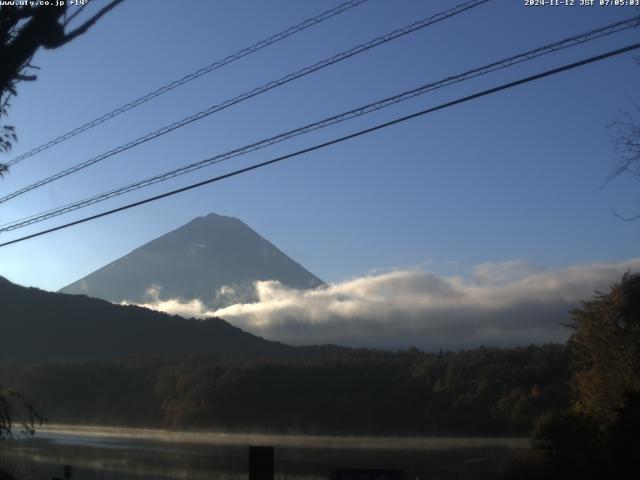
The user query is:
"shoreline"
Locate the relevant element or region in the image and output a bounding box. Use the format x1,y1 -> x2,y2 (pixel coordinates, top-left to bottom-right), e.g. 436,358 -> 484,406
36,424 -> 530,451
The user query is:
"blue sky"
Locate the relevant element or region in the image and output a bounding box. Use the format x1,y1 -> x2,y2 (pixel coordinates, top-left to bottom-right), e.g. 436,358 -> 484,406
0,0 -> 639,292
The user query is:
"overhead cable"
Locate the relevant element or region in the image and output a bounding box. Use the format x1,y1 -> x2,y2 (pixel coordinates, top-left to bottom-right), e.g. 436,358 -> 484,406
4,0 -> 370,167
0,0 -> 491,204
2,14 -> 637,233
2,41 -> 639,248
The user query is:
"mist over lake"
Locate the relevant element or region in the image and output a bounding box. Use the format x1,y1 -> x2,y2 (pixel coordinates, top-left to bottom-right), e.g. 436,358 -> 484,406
1,426 -> 529,480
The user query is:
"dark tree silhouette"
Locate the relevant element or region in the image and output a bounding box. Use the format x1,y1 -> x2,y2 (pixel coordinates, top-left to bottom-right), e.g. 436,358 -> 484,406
607,86 -> 640,220
610,101 -> 640,181
0,387 -> 44,480
0,387 -> 43,439
531,410 -> 608,474
610,391 -> 640,465
0,1 -> 124,171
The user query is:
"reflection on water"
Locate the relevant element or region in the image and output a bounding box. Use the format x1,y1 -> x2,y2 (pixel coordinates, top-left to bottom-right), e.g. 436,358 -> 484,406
0,426 -> 530,480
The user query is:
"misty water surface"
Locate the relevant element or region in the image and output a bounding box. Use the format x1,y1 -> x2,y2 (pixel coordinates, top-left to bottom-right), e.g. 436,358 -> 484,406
0,426 -> 529,480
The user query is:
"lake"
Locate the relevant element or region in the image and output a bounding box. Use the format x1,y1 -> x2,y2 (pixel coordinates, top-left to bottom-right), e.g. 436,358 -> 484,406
0,425 -> 530,480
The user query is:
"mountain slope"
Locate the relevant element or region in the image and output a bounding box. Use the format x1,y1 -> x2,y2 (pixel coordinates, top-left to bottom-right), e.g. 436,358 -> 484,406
60,213 -> 323,308
0,276 -> 294,363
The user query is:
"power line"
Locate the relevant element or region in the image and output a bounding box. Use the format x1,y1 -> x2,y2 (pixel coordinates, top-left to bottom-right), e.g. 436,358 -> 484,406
4,0 -> 370,168
2,14 -> 637,233
0,0 -> 491,205
2,41 -> 638,249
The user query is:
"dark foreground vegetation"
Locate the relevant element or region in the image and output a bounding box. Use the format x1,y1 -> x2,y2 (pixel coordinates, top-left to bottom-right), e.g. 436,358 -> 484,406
504,272 -> 640,479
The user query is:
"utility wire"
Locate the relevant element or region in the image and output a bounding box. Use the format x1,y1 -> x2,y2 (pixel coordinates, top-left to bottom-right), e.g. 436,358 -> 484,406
2,14 -> 637,233
4,0 -> 370,168
0,0 -> 491,204
1,41 -> 639,249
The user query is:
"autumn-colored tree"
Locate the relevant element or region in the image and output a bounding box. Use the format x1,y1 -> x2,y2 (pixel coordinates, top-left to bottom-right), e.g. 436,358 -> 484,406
568,272 -> 640,424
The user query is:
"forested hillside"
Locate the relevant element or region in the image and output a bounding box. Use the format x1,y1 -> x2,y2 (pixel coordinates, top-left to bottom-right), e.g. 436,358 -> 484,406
0,276 -> 295,362
0,345 -> 570,435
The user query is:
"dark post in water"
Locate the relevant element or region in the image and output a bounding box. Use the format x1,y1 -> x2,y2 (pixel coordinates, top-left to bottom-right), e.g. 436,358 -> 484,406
249,446 -> 274,480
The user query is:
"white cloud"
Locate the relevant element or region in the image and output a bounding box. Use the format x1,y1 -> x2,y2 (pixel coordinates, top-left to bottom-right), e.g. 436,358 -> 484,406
125,258 -> 640,350
122,285 -> 219,318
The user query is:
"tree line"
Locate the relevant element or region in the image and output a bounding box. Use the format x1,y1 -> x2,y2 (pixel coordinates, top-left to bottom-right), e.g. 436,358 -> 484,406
0,343 -> 570,436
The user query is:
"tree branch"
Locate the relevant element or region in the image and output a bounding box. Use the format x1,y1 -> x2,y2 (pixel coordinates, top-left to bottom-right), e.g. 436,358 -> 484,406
610,206 -> 640,222
59,0 -> 125,46
63,4 -> 86,27
15,73 -> 36,81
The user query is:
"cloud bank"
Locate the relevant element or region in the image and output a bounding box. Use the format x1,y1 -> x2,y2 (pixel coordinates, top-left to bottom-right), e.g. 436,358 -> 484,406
127,258 -> 640,350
